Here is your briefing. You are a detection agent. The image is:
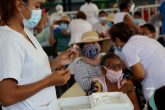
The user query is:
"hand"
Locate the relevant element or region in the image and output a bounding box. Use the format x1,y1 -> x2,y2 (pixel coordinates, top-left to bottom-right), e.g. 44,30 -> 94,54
46,69 -> 71,86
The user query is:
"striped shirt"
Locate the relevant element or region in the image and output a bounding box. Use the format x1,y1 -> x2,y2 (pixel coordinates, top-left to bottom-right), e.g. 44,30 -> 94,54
72,58 -> 101,92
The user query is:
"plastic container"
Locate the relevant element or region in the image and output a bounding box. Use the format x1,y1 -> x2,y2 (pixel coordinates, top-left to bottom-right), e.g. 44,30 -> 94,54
90,92 -> 134,110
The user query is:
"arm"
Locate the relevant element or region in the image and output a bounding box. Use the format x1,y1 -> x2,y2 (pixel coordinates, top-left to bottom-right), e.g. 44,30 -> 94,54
130,62 -> 145,82
124,14 -> 141,34
0,70 -> 70,107
121,80 -> 141,110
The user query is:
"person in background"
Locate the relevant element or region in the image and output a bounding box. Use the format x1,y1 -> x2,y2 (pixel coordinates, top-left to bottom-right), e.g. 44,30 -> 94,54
133,11 -> 145,26
89,52 -> 140,110
50,4 -> 66,25
35,11 -> 57,58
68,11 -> 92,46
93,11 -> 110,38
109,22 -> 165,101
160,1 -> 165,35
80,0 -> 99,26
72,31 -> 110,94
148,86 -> 165,110
0,0 -> 72,110
54,15 -> 71,53
140,23 -> 156,39
114,0 -> 141,33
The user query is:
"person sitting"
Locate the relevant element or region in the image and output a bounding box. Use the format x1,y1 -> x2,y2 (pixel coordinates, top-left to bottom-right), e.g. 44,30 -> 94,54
140,23 -> 156,39
93,11 -> 109,38
133,11 -> 145,26
53,15 -> 71,53
88,52 -> 140,110
72,31 -> 110,94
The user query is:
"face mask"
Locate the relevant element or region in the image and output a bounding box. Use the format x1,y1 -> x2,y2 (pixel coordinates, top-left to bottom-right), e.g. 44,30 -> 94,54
116,47 -> 122,52
60,23 -> 68,31
23,9 -> 42,28
105,67 -> 123,83
130,3 -> 135,12
98,17 -> 106,23
57,10 -> 63,14
107,22 -> 113,27
82,44 -> 99,59
133,18 -> 141,25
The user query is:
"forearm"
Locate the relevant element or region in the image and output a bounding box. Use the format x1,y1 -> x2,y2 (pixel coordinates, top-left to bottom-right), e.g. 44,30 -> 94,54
0,78 -> 50,106
50,56 -> 61,70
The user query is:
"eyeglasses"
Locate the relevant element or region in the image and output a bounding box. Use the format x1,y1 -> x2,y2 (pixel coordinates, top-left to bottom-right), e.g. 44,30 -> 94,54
105,63 -> 123,70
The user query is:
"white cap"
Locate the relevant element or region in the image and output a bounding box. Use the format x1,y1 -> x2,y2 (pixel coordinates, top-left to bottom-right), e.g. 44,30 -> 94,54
56,4 -> 63,11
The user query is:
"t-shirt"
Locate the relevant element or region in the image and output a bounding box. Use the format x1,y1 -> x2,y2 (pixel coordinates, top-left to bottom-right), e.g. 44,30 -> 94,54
68,19 -> 92,46
80,3 -> 99,26
72,58 -> 101,92
0,26 -> 59,110
122,35 -> 165,100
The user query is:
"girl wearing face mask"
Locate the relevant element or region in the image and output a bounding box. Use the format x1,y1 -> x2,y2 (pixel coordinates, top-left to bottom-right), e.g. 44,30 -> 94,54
88,52 -> 141,110
0,0 -> 72,110
72,31 -> 110,94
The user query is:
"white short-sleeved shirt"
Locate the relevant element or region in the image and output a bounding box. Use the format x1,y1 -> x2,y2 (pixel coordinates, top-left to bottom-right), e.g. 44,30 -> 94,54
80,3 -> 99,26
68,19 -> 92,46
114,12 -> 130,24
0,26 -> 59,110
122,35 -> 165,100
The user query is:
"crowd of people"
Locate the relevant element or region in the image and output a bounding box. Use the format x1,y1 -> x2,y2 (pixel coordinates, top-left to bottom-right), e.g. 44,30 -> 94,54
0,0 -> 165,110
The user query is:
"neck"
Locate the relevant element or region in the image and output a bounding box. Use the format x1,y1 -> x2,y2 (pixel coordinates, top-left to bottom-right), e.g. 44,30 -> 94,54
121,9 -> 129,13
82,56 -> 100,66
7,14 -> 24,33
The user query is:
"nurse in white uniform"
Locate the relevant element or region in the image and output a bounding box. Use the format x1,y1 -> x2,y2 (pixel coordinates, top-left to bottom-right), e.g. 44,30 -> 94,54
0,0 -> 71,110
109,22 -> 165,101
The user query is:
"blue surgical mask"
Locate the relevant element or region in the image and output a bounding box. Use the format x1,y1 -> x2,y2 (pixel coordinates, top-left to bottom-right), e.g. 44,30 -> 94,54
149,95 -> 157,110
82,44 -> 99,59
116,47 -> 122,52
107,22 -> 113,27
133,18 -> 141,25
23,9 -> 42,28
98,17 -> 106,23
60,23 -> 68,31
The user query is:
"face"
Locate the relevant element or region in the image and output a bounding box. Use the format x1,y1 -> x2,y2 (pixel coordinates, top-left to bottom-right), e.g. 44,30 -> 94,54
141,27 -> 155,39
16,0 -> 42,20
114,38 -> 125,49
105,58 -> 123,71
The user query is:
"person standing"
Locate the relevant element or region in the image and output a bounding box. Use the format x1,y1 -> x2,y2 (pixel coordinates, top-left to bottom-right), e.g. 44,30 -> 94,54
80,0 -> 99,26
0,0 -> 71,110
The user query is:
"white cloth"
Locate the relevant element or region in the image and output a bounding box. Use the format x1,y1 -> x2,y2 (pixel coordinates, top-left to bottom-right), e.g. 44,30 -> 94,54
122,35 -> 165,101
0,26 -> 59,110
80,3 -> 99,26
114,12 -> 128,24
68,19 -> 92,46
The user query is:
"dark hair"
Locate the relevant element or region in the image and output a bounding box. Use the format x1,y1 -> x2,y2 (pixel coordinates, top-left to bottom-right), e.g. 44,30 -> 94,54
154,86 -> 165,110
0,0 -> 28,25
118,0 -> 133,10
76,11 -> 87,20
109,22 -> 134,42
98,10 -> 107,16
0,0 -> 17,24
141,23 -> 156,33
85,0 -> 92,3
133,11 -> 142,17
101,52 -> 121,66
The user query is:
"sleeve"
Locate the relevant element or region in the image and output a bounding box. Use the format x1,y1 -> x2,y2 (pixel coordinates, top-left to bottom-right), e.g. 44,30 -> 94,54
122,45 -> 140,68
0,38 -> 25,82
73,64 -> 92,92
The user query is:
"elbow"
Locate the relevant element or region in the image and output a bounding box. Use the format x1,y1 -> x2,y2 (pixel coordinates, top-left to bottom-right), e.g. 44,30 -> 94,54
134,74 -> 145,82
0,96 -> 16,107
